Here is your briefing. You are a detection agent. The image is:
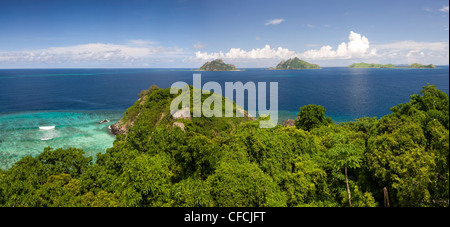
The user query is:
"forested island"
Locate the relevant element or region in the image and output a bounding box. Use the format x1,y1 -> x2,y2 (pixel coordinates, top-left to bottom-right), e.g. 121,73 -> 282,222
270,57 -> 321,70
0,84 -> 448,207
408,63 -> 437,69
197,59 -> 241,71
349,62 -> 437,69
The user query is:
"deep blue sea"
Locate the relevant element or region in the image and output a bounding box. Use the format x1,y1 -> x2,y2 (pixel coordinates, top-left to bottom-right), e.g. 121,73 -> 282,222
0,67 -> 448,169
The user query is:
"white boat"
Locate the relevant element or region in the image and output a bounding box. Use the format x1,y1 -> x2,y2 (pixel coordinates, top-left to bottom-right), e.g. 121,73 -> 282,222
39,126 -> 55,130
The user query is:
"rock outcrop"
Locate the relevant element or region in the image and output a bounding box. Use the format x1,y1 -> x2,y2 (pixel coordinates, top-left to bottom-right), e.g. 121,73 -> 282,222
171,107 -> 191,120
98,119 -> 110,124
110,122 -> 128,135
283,119 -> 296,127
173,122 -> 186,131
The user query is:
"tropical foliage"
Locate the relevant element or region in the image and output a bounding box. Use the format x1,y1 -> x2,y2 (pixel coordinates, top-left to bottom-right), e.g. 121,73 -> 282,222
198,59 -> 238,71
274,57 -> 321,70
349,62 -> 436,69
0,85 -> 448,207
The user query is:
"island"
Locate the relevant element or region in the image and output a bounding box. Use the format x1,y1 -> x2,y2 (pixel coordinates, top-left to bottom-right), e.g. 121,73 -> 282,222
348,62 -> 437,69
270,57 -> 321,70
197,59 -> 241,71
348,63 -> 395,68
1,82 -> 448,208
408,63 -> 437,69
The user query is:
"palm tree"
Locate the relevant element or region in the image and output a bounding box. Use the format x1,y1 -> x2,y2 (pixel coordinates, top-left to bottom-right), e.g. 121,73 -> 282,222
329,134 -> 363,207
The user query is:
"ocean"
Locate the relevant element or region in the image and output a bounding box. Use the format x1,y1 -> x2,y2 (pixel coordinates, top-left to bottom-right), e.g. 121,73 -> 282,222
0,67 -> 448,169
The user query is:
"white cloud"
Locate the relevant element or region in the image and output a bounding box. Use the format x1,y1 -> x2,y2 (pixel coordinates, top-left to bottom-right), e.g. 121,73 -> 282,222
3,32 -> 448,68
195,31 -> 376,62
301,31 -> 376,60
371,40 -> 449,64
195,45 -> 297,61
372,40 -> 448,51
406,49 -> 425,58
440,5 -> 449,12
194,31 -> 449,66
0,42 -> 186,67
264,18 -> 284,26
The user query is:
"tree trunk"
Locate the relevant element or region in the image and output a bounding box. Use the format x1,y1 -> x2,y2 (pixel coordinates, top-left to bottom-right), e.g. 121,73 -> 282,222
345,165 -> 352,207
383,187 -> 390,207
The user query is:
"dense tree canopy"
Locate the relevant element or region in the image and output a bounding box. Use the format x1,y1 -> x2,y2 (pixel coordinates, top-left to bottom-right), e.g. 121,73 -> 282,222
0,85 -> 448,207
295,104 -> 332,131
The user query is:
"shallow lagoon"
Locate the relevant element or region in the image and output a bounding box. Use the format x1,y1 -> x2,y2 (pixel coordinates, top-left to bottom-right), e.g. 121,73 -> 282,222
0,67 -> 448,169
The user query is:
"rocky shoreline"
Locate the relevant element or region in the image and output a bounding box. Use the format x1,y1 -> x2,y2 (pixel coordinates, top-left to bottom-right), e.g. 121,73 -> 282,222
109,122 -> 127,135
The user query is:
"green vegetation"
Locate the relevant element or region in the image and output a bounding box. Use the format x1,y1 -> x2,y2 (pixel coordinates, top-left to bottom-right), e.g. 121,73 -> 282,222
348,63 -> 395,68
198,59 -> 239,71
272,57 -> 321,70
408,63 -> 437,69
349,62 -> 437,69
295,104 -> 332,131
0,84 -> 448,207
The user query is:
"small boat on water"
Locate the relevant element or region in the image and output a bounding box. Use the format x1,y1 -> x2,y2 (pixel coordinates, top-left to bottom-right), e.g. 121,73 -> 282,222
39,126 -> 55,130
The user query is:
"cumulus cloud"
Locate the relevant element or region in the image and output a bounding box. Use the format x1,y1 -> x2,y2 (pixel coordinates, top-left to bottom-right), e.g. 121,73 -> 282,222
440,5 -> 449,12
3,32 -> 448,67
195,45 -> 296,61
196,31 -> 377,62
304,37 -> 449,64
301,31 -> 376,60
194,31 -> 449,66
264,18 -> 284,26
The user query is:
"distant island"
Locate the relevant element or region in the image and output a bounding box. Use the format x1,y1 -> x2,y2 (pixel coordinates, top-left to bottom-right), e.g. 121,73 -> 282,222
408,63 -> 437,69
348,63 -> 395,68
198,59 -> 242,71
348,62 -> 437,69
270,57 -> 321,70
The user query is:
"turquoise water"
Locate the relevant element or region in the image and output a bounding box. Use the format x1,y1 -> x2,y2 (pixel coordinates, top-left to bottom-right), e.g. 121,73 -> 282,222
0,111 -> 123,169
0,67 -> 448,169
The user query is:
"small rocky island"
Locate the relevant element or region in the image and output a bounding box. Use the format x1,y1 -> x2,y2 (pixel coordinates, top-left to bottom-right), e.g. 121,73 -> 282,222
198,59 -> 241,71
269,57 -> 321,70
348,62 -> 437,69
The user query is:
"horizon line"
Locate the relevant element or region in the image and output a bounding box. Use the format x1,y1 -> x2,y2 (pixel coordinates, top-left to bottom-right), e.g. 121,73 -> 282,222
1,65 -> 449,70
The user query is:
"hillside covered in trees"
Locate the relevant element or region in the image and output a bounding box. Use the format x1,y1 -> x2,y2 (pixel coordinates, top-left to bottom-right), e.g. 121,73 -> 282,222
270,57 -> 321,70
348,62 -> 437,69
198,59 -> 239,71
0,84 -> 448,207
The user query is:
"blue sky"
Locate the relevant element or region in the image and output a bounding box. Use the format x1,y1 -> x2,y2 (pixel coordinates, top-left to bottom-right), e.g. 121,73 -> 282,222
0,0 -> 448,68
